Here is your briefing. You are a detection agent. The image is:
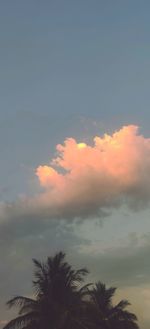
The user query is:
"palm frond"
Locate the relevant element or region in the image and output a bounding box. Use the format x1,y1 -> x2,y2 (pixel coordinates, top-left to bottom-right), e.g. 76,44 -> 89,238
3,312 -> 37,329
7,297 -> 36,310
115,299 -> 131,310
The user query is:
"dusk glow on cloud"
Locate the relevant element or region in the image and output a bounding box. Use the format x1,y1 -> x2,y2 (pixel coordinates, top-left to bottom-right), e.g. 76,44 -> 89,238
1,124 -> 150,223
35,125 -> 150,219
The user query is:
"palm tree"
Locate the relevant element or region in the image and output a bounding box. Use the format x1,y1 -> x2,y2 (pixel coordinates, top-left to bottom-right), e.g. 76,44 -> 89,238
3,252 -> 89,329
3,254 -> 140,329
86,281 -> 139,329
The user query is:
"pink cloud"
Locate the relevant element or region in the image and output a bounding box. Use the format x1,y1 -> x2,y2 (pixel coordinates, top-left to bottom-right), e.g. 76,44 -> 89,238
34,125 -> 150,219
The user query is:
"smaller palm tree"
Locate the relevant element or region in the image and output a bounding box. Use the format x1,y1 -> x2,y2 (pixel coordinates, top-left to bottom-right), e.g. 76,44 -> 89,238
86,282 -> 139,329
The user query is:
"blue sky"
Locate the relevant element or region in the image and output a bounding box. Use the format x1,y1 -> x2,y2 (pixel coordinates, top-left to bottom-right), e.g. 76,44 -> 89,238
0,1 -> 150,328
1,0 -> 150,200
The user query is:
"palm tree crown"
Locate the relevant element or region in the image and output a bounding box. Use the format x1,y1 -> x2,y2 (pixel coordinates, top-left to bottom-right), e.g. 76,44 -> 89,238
3,252 -> 139,329
86,281 -> 139,329
4,252 -> 89,329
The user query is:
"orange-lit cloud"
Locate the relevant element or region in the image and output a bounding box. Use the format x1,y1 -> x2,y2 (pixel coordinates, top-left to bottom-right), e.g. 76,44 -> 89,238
35,125 -> 150,219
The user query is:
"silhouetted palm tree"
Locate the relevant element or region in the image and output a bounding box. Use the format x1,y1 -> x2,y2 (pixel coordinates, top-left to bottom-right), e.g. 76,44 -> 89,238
86,282 -> 139,329
3,252 -> 89,329
3,253 -> 139,329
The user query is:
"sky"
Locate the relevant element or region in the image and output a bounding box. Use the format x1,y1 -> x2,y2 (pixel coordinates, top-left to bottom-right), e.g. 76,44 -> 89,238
0,1 -> 150,328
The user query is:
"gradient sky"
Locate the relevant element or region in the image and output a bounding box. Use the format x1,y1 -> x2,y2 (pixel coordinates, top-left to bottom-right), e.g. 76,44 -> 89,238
1,1 -> 150,329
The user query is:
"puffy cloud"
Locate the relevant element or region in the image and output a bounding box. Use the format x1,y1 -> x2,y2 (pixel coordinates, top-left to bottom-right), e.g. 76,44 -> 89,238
35,125 -> 150,219
0,124 -> 150,224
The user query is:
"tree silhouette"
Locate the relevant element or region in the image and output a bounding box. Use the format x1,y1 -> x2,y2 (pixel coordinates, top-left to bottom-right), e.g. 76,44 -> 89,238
3,252 -> 139,329
86,282 -> 139,329
3,252 -> 89,329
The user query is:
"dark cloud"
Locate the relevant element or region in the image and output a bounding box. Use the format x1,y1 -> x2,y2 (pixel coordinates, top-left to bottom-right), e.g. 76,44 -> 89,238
0,215 -> 150,328
71,233 -> 150,287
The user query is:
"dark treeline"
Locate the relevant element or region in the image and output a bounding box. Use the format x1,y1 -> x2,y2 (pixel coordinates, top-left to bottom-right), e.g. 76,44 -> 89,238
3,251 -> 139,329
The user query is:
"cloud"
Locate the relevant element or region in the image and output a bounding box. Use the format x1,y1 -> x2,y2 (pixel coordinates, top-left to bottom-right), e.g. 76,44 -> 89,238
0,125 -> 150,224
34,125 -> 150,219
73,232 -> 150,287
0,124 -> 150,226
